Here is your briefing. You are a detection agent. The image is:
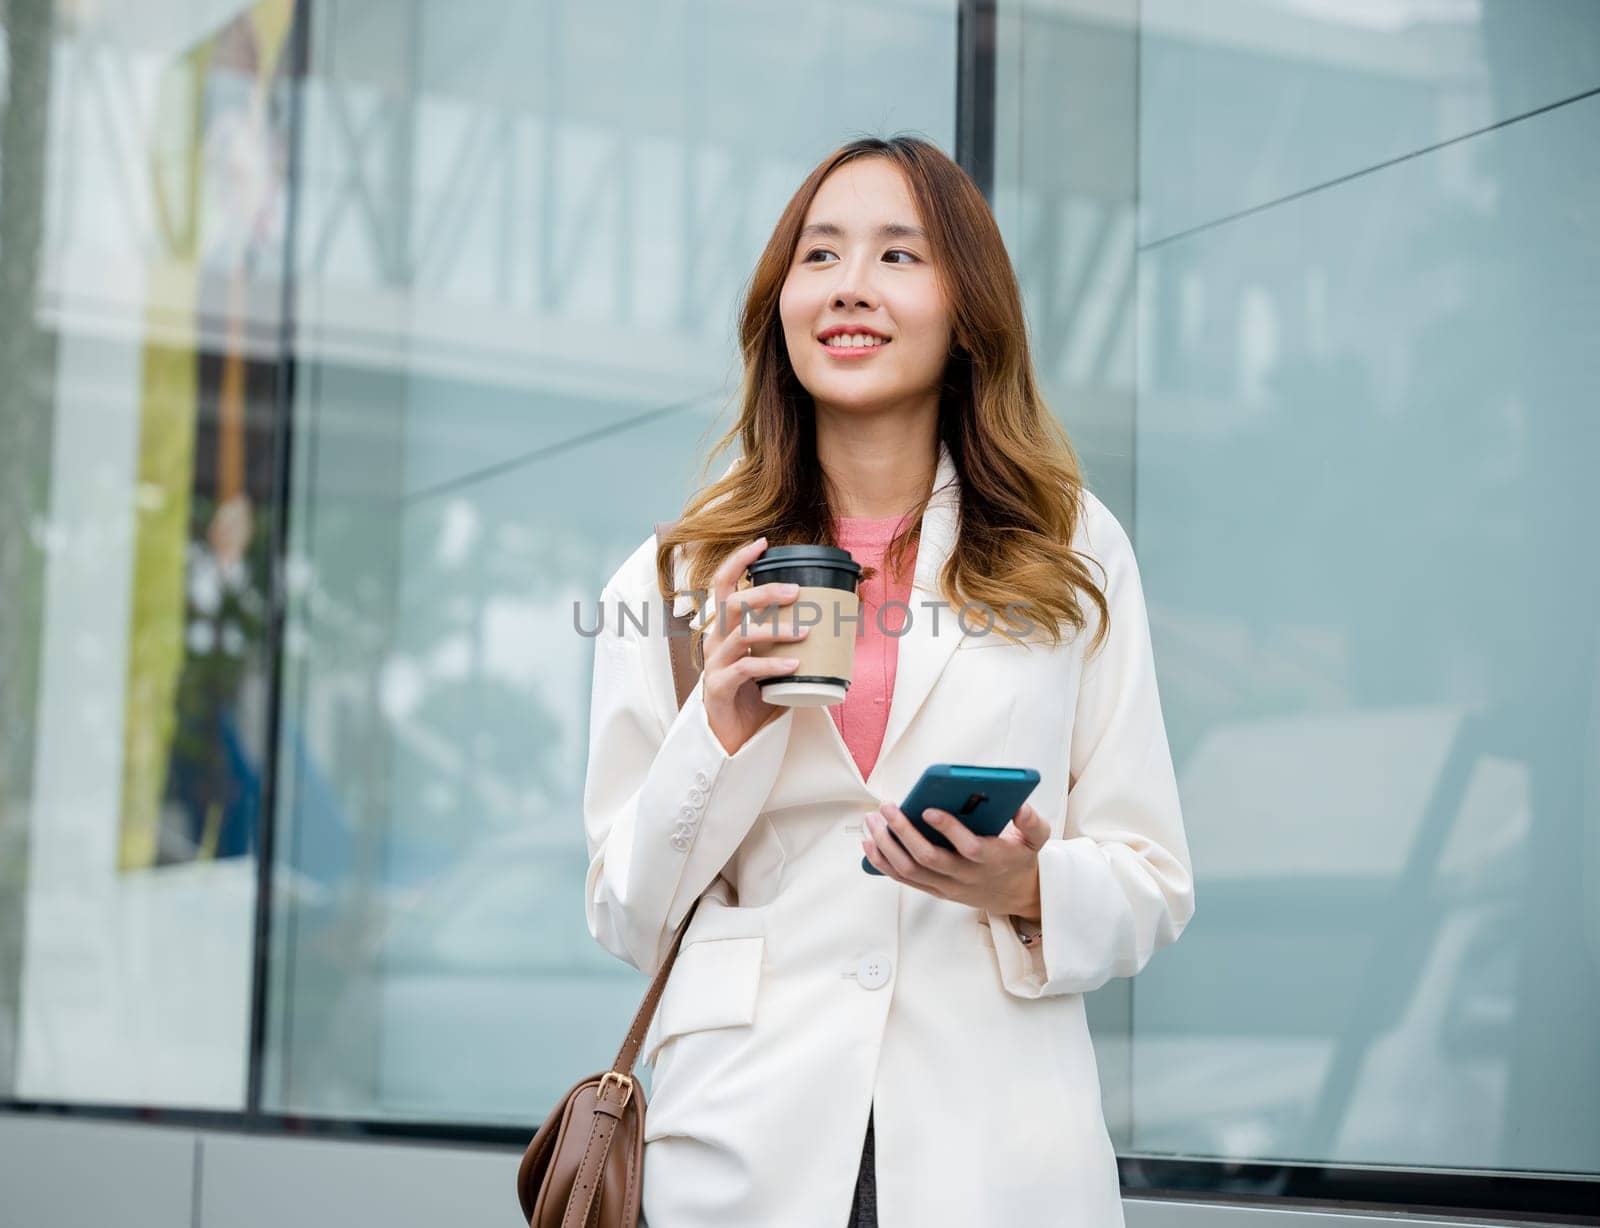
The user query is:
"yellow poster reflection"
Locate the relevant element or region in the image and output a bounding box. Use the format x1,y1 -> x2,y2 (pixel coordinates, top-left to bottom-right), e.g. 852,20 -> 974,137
119,0 -> 295,873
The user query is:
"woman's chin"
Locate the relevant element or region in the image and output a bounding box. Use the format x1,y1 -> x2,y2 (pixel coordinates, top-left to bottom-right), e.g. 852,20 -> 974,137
806,378 -> 919,414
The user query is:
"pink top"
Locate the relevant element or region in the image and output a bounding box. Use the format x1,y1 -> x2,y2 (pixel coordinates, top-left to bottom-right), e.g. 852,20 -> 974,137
828,513 -> 919,780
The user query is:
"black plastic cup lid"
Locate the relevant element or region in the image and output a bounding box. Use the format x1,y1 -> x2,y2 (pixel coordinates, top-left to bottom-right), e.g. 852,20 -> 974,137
748,544 -> 862,585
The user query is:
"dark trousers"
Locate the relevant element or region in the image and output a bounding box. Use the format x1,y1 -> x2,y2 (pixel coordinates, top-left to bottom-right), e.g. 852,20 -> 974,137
848,1102 -> 877,1226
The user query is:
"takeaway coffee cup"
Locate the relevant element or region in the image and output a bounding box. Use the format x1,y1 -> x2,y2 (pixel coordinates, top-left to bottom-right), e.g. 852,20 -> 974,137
744,544 -> 863,706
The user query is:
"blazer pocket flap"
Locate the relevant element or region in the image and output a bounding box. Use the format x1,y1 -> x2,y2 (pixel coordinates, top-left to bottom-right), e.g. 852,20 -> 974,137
643,935 -> 764,1066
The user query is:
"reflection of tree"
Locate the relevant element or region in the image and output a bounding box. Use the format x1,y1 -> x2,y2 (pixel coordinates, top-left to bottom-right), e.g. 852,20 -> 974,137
269,491 -> 576,1108
406,674 -> 564,819
385,512 -> 569,862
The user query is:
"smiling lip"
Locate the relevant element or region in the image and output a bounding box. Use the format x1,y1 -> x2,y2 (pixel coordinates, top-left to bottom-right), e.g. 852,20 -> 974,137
817,329 -> 892,358
818,338 -> 890,359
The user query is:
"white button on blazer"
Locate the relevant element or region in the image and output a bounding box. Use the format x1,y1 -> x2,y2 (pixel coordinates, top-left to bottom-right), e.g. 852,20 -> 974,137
582,438 -> 1196,1227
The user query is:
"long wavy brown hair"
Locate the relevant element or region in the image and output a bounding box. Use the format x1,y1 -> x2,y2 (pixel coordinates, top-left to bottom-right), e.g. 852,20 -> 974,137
656,134 -> 1110,659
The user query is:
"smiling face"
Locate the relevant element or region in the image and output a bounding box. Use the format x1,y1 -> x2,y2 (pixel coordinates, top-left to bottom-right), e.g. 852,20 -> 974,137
779,158 -> 954,422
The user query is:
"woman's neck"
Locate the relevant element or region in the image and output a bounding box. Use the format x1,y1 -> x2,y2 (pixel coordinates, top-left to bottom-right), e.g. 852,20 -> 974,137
817,433 -> 938,519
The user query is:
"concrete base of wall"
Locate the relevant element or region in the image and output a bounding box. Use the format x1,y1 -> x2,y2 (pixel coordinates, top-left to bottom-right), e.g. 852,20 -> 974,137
0,1112 -> 1555,1228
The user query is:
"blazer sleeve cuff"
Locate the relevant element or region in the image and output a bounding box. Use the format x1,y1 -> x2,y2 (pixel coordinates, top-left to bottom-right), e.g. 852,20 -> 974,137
988,834 -> 1195,999
984,905 -> 1049,997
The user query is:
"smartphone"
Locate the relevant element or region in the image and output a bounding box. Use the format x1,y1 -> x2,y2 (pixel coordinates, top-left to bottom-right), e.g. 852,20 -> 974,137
861,763 -> 1042,875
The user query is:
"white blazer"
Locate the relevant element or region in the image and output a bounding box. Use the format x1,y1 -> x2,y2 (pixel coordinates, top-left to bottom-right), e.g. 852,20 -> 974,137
582,437 -> 1195,1227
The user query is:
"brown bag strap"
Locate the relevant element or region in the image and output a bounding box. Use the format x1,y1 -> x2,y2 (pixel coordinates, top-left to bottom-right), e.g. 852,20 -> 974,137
602,520 -> 708,1078
559,1099 -> 624,1228
657,518 -> 704,700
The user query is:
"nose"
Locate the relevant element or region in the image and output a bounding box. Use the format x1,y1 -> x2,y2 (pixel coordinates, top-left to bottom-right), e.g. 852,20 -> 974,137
830,251 -> 880,310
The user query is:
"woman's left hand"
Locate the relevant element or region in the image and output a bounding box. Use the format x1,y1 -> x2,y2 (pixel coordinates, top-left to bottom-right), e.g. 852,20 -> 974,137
861,800 -> 1052,920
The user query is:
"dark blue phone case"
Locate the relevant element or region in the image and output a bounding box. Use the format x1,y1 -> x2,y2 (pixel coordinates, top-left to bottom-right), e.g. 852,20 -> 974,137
861,763 -> 1042,875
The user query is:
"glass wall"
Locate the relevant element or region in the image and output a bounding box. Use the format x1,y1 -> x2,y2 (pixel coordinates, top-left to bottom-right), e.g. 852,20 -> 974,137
991,0 -> 1143,1139
0,0 -> 296,1106
263,0 -> 959,1122
998,0 -> 1600,1183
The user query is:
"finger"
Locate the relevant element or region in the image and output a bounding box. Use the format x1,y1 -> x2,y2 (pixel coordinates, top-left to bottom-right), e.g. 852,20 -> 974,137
864,831 -> 952,901
996,804 -> 1038,850
865,809 -> 926,881
860,833 -> 909,885
861,833 -> 890,876
703,653 -> 800,710
736,654 -> 803,683
708,611 -> 810,670
706,537 -> 771,641
1017,803 -> 1053,851
713,586 -> 812,661
919,807 -> 987,864
725,579 -> 804,618
874,805 -> 965,880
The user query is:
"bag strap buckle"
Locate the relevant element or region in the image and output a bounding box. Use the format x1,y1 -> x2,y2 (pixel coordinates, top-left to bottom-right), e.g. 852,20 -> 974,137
598,1070 -> 634,1111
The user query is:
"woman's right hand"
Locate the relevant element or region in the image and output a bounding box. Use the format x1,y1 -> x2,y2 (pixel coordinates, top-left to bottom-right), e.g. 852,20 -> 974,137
700,535 -> 810,757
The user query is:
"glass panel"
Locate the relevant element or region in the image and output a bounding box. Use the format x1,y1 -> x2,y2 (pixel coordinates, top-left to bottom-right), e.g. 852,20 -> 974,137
1140,0 -> 1600,243
992,0 -> 1142,1142
267,0 -> 959,1123
0,0 -> 296,1107
1131,1 -> 1600,1177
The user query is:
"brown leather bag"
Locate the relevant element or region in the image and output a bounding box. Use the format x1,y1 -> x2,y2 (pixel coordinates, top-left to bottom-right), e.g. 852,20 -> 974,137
515,521 -> 709,1228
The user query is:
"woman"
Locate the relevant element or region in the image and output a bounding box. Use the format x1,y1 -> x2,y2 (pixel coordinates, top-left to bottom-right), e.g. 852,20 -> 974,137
583,135 -> 1195,1226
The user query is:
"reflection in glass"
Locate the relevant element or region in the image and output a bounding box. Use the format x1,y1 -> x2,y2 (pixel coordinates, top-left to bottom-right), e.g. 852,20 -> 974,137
121,1 -> 294,873
265,0 -> 957,1122
1129,0 -> 1598,1179
0,0 -> 296,1106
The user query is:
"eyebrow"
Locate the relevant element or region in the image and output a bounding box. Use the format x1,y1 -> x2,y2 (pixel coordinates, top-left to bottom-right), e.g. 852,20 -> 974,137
797,221 -> 929,243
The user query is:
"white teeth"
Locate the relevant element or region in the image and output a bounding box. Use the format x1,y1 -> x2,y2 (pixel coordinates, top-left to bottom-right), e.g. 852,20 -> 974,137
822,334 -> 887,347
